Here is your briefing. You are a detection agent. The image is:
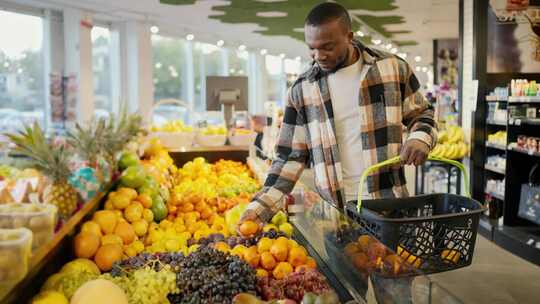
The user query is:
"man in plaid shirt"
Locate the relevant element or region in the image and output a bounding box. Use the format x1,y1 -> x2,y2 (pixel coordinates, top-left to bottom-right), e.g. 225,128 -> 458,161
240,3 -> 437,225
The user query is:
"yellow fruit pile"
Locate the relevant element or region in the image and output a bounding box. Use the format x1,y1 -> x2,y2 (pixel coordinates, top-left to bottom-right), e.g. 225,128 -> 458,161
200,125 -> 226,135
226,236 -> 317,280
150,120 -> 193,133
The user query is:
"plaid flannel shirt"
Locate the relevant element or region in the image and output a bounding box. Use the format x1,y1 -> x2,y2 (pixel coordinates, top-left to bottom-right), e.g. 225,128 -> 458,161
249,41 -> 437,222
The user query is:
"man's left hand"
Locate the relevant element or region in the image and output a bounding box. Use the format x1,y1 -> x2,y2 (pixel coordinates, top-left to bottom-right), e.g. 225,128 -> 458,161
401,139 -> 430,166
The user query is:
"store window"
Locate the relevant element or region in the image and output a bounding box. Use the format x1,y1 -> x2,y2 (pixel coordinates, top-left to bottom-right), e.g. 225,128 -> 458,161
228,49 -> 248,76
0,10 -> 45,133
152,35 -> 189,124
265,55 -> 285,105
193,42 -> 225,112
91,25 -> 112,117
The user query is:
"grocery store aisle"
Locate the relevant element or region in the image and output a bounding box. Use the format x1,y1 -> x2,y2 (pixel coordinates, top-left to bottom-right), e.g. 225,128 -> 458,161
428,236 -> 540,304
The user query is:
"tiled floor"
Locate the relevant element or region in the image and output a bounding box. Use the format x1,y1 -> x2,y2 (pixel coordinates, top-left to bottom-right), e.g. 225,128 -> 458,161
428,236 -> 540,304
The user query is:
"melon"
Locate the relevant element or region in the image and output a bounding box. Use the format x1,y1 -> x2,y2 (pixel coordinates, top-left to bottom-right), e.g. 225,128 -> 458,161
70,279 -> 128,304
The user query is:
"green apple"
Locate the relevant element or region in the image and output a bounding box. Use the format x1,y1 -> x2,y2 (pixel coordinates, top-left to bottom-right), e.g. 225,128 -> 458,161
278,222 -> 293,237
271,211 -> 288,226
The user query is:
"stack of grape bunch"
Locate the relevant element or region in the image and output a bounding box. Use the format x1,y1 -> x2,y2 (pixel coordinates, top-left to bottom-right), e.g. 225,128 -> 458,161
257,269 -> 333,302
111,252 -> 185,275
168,247 -> 257,304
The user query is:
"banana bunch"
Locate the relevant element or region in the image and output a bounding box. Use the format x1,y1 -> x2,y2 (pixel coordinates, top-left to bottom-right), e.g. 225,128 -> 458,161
430,126 -> 469,159
487,131 -> 506,145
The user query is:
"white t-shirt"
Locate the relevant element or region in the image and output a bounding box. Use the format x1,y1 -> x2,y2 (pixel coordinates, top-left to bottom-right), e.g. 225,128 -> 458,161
328,58 -> 370,202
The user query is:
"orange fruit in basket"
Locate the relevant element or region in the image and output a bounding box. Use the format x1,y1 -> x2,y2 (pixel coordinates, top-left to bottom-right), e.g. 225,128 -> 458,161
272,262 -> 293,280
244,246 -> 261,268
81,221 -> 103,237
275,237 -> 289,246
94,244 -> 123,271
351,252 -> 370,271
305,257 -> 317,269
288,247 -> 307,267
74,231 -> 100,258
260,252 -> 277,270
357,235 -> 372,252
257,237 -> 273,253
114,222 -> 136,245
136,193 -> 153,209
239,221 -> 259,237
270,242 -> 288,262
93,210 -> 118,235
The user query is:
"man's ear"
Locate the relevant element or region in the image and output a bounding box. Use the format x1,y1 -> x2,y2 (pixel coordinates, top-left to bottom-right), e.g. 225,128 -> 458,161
347,31 -> 354,43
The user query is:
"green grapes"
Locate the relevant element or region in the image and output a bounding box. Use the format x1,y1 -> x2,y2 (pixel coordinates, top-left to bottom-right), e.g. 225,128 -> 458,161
100,266 -> 178,304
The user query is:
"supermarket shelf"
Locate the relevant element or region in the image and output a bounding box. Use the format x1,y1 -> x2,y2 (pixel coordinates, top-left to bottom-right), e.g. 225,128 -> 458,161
508,96 -> 540,103
486,119 -> 506,126
485,191 -> 504,201
486,96 -> 506,102
485,141 -> 507,151
494,226 -> 540,266
508,117 -> 540,126
508,145 -> 540,158
485,164 -> 505,175
2,189 -> 109,303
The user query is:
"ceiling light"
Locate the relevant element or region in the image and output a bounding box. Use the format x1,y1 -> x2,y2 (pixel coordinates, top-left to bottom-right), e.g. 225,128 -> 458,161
385,43 -> 392,50
414,56 -> 422,62
280,53 -> 286,59
155,62 -> 162,69
371,39 -> 381,45
415,66 -> 421,72
186,34 -> 194,41
216,40 -> 224,47
356,31 -> 365,37
150,25 -> 159,34
17,68 -> 23,74
390,48 -> 398,54
238,44 -> 246,51
398,53 -> 407,59
260,49 -> 268,55
421,67 -> 428,72
256,11 -> 288,18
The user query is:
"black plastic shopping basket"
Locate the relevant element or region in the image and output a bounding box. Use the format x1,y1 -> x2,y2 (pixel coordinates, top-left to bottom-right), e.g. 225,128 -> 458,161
344,155 -> 486,276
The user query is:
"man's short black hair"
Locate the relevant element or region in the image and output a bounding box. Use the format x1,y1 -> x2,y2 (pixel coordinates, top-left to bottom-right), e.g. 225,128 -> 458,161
305,2 -> 351,32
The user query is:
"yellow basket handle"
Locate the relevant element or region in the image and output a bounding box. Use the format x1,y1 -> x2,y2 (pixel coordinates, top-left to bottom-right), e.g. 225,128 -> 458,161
356,155 -> 470,212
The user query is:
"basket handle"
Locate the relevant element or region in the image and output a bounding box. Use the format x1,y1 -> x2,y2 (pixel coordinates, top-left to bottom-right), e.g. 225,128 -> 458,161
356,155 -> 470,212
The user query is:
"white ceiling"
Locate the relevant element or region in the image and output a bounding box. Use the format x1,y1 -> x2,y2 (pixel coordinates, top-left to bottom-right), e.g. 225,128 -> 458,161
6,0 -> 459,69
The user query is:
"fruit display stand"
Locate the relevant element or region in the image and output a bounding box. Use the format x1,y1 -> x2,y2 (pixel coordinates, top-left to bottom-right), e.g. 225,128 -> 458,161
1,189 -> 109,303
169,146 -> 249,167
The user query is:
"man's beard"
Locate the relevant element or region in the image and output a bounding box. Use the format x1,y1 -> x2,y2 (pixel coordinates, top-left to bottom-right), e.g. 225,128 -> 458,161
321,48 -> 350,74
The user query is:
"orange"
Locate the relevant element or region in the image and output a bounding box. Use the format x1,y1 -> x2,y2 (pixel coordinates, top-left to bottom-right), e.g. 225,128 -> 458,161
111,195 -> 130,210
257,237 -> 273,253
357,235 -> 372,252
94,244 -> 123,271
288,247 -> 307,267
344,243 -> 361,257
132,219 -> 149,237
260,252 -> 277,271
114,222 -> 136,245
275,237 -> 289,246
181,203 -> 195,213
136,193 -> 153,209
81,221 -> 102,237
243,246 -> 260,268
101,234 -> 123,246
124,203 -> 143,223
270,242 -> 288,262
256,268 -> 269,277
117,187 -> 138,200
272,262 -> 293,280
213,241 -> 230,253
287,239 -> 298,250
112,210 -> 124,221
305,257 -> 317,269
104,200 -> 114,210
74,231 -> 100,258
239,221 -> 259,237
231,245 -> 248,259
143,209 -> 154,223
93,210 -> 118,235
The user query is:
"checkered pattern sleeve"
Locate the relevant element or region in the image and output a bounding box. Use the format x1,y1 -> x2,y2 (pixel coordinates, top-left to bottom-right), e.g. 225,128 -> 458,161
401,62 -> 438,148
246,88 -> 309,222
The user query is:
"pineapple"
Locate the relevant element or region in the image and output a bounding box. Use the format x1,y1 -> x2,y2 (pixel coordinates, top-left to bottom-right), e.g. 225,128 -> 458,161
5,123 -> 79,219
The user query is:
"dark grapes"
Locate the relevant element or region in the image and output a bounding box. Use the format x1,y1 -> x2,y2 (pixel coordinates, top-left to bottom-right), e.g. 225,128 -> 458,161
169,247 -> 257,304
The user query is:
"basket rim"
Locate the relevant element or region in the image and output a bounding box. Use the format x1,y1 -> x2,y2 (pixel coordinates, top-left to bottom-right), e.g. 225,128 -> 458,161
346,193 -> 486,223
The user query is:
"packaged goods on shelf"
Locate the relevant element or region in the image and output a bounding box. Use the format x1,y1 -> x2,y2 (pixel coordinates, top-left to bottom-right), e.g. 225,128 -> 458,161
486,155 -> 506,170
487,131 -> 507,146
0,203 -> 57,250
486,178 -> 505,198
0,228 -> 32,298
